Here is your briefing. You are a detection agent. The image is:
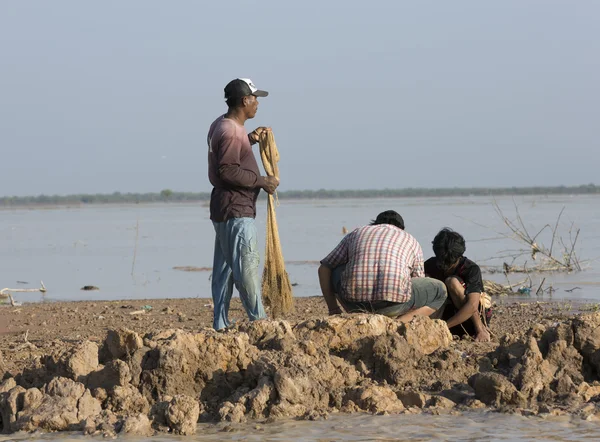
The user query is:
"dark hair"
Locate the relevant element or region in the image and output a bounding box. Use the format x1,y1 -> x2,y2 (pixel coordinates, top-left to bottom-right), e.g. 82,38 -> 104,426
226,96 -> 245,108
370,210 -> 405,230
432,228 -> 466,271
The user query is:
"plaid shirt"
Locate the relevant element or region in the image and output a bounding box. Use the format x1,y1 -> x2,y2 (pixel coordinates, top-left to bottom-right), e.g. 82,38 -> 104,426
321,224 -> 425,303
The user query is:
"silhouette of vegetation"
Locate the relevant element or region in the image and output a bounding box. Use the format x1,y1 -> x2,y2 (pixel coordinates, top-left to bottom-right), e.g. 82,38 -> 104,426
160,189 -> 173,201
1,184 -> 598,207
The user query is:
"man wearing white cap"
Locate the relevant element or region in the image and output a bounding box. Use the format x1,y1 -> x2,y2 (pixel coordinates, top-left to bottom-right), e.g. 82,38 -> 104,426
207,78 -> 279,330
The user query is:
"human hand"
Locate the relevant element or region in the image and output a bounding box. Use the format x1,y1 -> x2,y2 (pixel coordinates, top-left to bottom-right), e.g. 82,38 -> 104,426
249,127 -> 271,144
262,176 -> 279,194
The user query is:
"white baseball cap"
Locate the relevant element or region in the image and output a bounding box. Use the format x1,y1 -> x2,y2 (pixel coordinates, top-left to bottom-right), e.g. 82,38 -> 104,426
224,78 -> 269,100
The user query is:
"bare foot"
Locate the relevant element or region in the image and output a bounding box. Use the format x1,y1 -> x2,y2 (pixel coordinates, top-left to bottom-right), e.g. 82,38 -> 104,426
474,330 -> 491,342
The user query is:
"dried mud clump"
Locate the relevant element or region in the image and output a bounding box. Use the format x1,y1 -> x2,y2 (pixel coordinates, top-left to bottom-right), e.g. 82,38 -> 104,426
476,312 -> 600,416
3,311 -> 600,435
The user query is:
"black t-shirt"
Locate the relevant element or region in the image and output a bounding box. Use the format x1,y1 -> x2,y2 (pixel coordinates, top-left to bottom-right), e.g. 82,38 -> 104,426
424,256 -> 484,295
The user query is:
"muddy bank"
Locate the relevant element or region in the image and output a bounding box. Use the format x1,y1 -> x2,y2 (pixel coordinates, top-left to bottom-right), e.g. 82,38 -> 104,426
2,298 -> 600,436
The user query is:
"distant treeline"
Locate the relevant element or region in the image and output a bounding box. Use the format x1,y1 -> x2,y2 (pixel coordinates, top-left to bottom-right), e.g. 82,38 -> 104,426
1,184 -> 599,207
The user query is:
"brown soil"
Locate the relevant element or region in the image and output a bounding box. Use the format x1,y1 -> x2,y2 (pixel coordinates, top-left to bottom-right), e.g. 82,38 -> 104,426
1,296 -> 600,437
0,296 -> 580,374
1,297 -> 329,371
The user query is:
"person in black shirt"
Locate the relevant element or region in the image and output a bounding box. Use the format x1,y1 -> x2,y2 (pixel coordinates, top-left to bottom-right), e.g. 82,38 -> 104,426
424,228 -> 492,342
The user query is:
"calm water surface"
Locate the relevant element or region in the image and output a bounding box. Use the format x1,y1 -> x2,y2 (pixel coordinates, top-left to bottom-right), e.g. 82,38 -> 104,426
2,195 -> 599,304
2,412 -> 600,441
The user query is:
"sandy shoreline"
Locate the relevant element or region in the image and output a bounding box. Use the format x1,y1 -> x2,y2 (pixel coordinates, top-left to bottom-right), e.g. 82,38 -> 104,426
2,296 -> 600,436
0,296 -> 592,376
0,296 -> 575,372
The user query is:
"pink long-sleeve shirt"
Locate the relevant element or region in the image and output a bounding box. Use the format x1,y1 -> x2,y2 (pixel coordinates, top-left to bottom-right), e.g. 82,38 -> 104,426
207,115 -> 266,222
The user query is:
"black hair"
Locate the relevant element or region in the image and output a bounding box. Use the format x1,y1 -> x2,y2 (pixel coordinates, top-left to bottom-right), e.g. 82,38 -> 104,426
432,227 -> 466,271
370,210 -> 405,230
226,96 -> 245,108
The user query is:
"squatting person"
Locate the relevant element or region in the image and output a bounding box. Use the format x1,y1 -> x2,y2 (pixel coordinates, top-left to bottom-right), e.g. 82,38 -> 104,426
318,210 -> 447,321
424,228 -> 492,342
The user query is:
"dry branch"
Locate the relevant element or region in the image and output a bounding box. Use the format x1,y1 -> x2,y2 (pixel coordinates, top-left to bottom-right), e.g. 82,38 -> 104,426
1,281 -> 47,306
492,200 -> 581,274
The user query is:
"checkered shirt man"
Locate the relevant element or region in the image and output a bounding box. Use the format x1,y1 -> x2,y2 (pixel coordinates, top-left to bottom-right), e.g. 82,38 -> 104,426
320,224 -> 425,303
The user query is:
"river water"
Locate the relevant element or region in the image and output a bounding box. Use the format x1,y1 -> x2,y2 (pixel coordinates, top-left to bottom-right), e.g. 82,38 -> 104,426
2,412 -> 600,441
1,195 -> 599,304
2,195 -> 600,440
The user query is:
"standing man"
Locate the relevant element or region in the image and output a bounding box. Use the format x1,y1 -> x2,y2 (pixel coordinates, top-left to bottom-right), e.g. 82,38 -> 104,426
207,78 -> 279,330
318,210 -> 447,321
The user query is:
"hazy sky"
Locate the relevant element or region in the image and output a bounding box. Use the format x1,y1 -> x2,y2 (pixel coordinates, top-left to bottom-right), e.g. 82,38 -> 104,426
1,1 -> 598,196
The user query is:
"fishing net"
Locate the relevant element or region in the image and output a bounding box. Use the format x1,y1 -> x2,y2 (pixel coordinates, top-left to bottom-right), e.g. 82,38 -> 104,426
258,131 -> 294,317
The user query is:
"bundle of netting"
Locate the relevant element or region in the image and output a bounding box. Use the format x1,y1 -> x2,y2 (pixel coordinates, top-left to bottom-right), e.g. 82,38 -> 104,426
258,130 -> 294,317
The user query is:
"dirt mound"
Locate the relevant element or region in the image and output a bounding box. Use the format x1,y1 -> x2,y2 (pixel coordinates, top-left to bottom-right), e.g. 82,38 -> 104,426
476,312 -> 600,415
8,377 -> 102,433
101,327 -> 144,362
139,328 -> 259,403
3,311 -> 600,435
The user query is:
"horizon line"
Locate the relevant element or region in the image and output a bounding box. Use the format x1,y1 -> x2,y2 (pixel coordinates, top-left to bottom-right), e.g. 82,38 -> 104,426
1,183 -> 598,200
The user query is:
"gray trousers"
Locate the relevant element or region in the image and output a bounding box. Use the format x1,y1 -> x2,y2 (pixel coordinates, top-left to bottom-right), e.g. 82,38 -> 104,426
331,265 -> 447,317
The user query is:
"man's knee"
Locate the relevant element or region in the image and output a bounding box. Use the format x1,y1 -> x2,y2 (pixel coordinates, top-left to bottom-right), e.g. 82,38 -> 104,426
445,276 -> 466,296
417,278 -> 447,312
444,276 -> 461,287
431,279 -> 448,309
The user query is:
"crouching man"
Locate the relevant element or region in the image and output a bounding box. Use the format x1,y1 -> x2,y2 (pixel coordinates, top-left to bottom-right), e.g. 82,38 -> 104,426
424,228 -> 492,342
318,210 -> 447,322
